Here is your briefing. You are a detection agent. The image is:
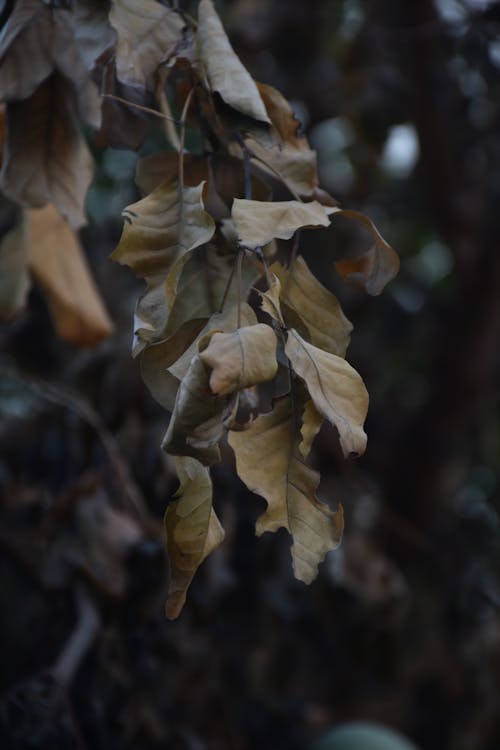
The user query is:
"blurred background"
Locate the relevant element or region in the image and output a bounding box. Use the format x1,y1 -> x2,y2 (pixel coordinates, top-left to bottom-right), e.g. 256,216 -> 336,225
2,0 -> 500,748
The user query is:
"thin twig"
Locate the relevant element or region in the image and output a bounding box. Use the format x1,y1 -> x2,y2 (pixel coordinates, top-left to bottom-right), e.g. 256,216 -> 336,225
156,67 -> 181,151
236,249 -> 243,329
102,93 -> 180,124
178,87 -> 195,193
52,583 -> 100,687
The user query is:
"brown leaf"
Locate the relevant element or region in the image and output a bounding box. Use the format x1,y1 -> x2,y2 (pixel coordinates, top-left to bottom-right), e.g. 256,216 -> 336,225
285,329 -> 368,458
112,180 -> 215,282
165,456 -> 224,619
26,204 -> 113,347
109,0 -> 184,90
199,324 -> 278,396
0,74 -> 95,229
232,198 -> 336,248
299,400 -> 323,459
332,209 -> 399,295
271,256 -> 353,357
197,0 -> 270,124
229,394 -> 344,584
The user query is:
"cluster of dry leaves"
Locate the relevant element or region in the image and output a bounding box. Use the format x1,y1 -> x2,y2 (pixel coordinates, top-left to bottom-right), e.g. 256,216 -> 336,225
0,0 -> 399,618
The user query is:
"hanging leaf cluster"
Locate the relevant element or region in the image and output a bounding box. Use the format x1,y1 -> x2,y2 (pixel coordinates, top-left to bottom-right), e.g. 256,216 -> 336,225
0,0 -> 399,618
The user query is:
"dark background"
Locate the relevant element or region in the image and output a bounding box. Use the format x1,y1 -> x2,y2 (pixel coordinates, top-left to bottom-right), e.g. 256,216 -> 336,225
2,0 -> 500,748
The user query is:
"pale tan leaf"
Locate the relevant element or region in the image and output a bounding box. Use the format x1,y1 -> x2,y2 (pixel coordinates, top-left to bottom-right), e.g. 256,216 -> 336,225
332,209 -> 399,295
168,303 -> 257,382
299,400 -> 323,459
272,256 -> 352,357
197,0 -> 270,123
229,395 -> 343,583
258,273 -> 284,326
0,220 -> 30,320
285,329 -> 368,458
199,324 -> 278,396
26,205 -> 113,347
112,181 -> 215,283
162,354 -> 228,465
0,74 -> 94,229
109,0 -> 184,90
165,456 -> 224,619
232,199 -> 336,248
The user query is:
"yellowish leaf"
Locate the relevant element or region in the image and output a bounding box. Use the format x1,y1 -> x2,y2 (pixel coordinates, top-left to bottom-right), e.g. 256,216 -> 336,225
285,329 -> 368,458
272,256 -> 352,357
165,456 -> 224,619
26,204 -> 113,347
299,400 -> 323,459
168,303 -> 257,382
232,198 -> 336,248
197,0 -> 270,124
229,395 -> 343,584
199,323 -> 278,396
112,181 -> 215,282
258,273 -> 284,326
332,209 -> 399,295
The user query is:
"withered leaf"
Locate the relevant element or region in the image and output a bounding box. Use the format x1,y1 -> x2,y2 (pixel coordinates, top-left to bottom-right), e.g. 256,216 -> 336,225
162,354 -> 228,466
285,329 -> 368,458
197,0 -> 270,124
112,180 -> 215,283
299,400 -> 323,459
0,220 -> 30,320
165,456 -> 224,619
272,256 -> 352,357
229,394 -> 344,584
232,198 -> 336,248
109,0 -> 184,90
26,204 -> 113,347
199,324 -> 278,396
258,273 -> 284,327
0,74 -> 95,229
333,209 -> 399,295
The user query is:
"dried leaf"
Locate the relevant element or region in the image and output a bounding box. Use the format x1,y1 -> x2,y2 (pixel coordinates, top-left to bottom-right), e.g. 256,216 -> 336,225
232,198 -> 336,248
0,220 -> 30,320
0,74 -> 95,229
197,0 -> 270,124
229,395 -> 344,583
333,209 -> 399,295
199,324 -> 278,396
165,456 -> 224,619
109,0 -> 184,90
162,354 -> 228,465
272,256 -> 352,357
285,329 -> 368,458
26,204 -> 113,347
258,273 -> 284,326
112,181 -> 215,283
299,400 -> 323,459
168,303 -> 257,382
140,319 -> 207,412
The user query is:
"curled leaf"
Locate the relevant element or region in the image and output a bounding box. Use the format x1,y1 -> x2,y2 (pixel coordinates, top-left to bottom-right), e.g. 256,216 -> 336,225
332,209 -> 399,295
272,255 -> 352,357
299,400 -> 323,459
258,273 -> 284,326
285,329 -> 368,458
165,456 -> 225,619
200,323 -> 278,396
112,181 -> 215,282
229,395 -> 344,584
197,0 -> 270,123
232,198 -> 336,248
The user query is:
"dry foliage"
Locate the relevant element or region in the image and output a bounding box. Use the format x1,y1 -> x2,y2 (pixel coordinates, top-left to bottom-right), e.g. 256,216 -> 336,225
0,0 -> 399,618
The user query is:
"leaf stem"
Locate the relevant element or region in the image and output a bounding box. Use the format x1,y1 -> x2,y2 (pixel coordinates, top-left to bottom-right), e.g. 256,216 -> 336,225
236,249 -> 243,329
156,67 -> 181,151
178,88 -> 195,193
102,93 -> 180,123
